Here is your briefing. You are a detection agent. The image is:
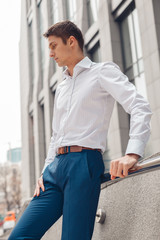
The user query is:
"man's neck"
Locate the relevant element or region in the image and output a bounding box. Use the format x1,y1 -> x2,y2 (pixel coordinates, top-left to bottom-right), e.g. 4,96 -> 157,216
67,54 -> 85,76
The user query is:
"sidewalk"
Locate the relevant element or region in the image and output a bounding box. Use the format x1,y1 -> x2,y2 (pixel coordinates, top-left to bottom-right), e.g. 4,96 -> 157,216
0,228 -> 12,240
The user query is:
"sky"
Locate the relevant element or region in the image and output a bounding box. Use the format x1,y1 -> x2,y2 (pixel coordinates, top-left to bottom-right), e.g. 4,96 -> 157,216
0,1 -> 21,163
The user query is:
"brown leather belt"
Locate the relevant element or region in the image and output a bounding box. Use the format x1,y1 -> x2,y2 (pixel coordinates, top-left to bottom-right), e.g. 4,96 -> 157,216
56,145 -> 101,155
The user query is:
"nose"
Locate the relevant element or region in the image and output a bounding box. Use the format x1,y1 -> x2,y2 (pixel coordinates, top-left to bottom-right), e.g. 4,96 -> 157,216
49,49 -> 55,58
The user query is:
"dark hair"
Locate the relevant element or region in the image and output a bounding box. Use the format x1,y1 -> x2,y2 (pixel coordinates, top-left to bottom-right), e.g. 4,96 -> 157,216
43,20 -> 84,52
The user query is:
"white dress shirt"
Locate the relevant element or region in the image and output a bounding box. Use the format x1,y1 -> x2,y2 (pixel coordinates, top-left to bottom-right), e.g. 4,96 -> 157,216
42,56 -> 152,173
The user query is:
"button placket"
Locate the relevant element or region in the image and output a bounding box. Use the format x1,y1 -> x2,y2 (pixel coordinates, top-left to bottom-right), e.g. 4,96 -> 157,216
60,77 -> 75,144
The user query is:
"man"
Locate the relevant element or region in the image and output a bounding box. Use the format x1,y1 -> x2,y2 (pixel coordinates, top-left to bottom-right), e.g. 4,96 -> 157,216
9,20 -> 152,240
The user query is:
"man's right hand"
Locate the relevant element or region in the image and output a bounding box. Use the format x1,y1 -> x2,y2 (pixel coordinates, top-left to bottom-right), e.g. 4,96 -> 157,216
33,174 -> 45,197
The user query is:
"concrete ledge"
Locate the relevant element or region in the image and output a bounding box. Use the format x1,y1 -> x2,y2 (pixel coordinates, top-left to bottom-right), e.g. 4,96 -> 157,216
93,166 -> 160,240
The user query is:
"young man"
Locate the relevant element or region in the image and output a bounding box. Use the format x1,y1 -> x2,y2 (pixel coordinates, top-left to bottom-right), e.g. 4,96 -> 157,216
9,20 -> 152,240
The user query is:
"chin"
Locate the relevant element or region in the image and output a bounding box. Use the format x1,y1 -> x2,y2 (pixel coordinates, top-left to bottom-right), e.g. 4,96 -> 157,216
58,62 -> 65,67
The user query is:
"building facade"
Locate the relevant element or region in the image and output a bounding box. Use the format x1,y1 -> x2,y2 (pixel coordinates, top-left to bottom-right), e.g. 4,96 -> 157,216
19,0 -> 160,201
7,147 -> 21,163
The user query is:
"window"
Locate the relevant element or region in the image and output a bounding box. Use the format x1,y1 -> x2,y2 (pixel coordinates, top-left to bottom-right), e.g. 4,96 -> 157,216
50,0 -> 59,24
29,115 -> 36,193
26,0 -> 32,12
50,90 -> 56,135
40,104 -> 46,172
87,0 -> 99,27
120,8 -> 148,99
89,42 -> 101,62
66,0 -> 77,21
28,21 -> 34,96
49,0 -> 59,74
38,1 -> 46,89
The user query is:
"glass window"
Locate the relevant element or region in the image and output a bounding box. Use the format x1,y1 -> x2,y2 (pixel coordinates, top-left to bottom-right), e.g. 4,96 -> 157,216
50,90 -> 56,135
87,0 -> 99,27
28,21 -> 34,93
89,42 -> 101,62
40,104 -> 46,172
49,0 -> 59,74
50,0 -> 59,24
66,0 -> 77,21
26,0 -> 29,12
26,0 -> 32,12
120,8 -> 147,99
38,1 -> 46,89
29,115 -> 36,191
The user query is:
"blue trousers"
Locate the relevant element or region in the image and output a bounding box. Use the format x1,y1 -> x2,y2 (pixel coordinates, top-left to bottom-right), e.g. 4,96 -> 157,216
9,149 -> 105,240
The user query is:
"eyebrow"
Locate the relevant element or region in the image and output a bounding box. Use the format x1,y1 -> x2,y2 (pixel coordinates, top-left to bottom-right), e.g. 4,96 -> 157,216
49,41 -> 57,48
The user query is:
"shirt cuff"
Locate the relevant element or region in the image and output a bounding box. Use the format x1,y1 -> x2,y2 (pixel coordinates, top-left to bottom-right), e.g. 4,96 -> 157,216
41,156 -> 55,174
41,163 -> 48,174
125,139 -> 146,158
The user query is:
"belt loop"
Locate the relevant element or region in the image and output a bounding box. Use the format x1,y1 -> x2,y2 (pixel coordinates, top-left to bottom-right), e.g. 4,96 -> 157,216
68,146 -> 70,153
64,146 -> 67,153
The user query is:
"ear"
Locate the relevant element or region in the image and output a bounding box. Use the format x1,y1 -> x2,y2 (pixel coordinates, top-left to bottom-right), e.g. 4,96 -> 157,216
68,36 -> 76,47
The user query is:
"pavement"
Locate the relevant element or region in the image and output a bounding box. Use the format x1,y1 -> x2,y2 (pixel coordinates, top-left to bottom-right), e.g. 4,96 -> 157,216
0,227 -> 12,240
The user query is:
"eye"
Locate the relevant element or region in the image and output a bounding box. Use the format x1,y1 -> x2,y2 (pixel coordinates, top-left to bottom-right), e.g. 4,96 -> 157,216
51,43 -> 57,50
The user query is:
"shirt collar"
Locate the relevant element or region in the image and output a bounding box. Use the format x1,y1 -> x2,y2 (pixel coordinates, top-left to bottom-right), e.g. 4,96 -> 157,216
63,56 -> 92,79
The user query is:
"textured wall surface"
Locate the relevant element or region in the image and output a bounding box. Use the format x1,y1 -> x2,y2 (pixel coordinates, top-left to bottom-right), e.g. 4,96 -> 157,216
40,167 -> 160,240
93,168 -> 160,240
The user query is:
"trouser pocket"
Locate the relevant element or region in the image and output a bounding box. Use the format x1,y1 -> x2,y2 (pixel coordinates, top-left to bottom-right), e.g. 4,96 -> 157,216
84,150 -> 105,181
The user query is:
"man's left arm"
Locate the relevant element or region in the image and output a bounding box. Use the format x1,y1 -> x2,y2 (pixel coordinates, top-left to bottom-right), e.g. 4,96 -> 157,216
99,62 -> 152,179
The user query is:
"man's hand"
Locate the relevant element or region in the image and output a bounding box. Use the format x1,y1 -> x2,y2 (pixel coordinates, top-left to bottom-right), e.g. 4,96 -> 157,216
33,174 -> 45,197
109,154 -> 140,180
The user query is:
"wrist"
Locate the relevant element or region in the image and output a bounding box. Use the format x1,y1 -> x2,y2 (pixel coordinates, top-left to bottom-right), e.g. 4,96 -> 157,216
126,153 -> 140,161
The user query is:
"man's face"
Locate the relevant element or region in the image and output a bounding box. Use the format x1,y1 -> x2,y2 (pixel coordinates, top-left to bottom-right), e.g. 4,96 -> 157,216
48,35 -> 72,67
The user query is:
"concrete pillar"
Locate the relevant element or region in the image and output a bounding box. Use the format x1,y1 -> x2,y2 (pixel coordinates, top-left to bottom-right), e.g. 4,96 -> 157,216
136,0 -> 160,154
